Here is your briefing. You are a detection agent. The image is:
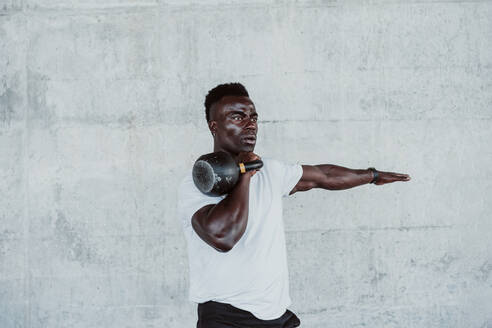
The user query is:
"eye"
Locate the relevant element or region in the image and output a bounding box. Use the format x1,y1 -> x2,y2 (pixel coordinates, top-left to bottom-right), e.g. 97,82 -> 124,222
232,115 -> 242,121
251,117 -> 258,122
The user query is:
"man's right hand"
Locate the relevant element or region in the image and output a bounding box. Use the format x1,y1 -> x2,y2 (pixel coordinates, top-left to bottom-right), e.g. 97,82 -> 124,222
236,152 -> 261,176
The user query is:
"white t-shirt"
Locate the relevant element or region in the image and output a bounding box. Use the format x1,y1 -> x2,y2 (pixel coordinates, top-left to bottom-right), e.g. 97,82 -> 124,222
177,158 -> 303,320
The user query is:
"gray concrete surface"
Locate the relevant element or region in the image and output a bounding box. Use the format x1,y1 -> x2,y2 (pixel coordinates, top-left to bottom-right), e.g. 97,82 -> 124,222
1,0 -> 491,327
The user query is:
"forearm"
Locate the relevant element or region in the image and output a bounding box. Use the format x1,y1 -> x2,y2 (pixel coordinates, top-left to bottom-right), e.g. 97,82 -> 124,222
316,164 -> 373,190
197,174 -> 251,251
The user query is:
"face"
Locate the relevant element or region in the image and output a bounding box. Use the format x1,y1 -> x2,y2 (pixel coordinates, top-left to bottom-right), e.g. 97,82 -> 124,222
208,96 -> 258,155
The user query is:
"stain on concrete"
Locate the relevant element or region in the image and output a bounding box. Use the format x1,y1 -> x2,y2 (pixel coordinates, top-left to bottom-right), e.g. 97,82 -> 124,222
53,183 -> 62,203
370,270 -> 388,286
0,86 -> 16,124
357,293 -> 376,304
141,307 -> 162,321
54,210 -> 93,264
0,72 -> 23,125
0,238 -> 5,260
298,307 -> 328,315
434,253 -> 457,272
478,261 -> 492,282
27,70 -> 55,126
0,229 -> 16,260
0,229 -> 16,240
0,2 -> 23,12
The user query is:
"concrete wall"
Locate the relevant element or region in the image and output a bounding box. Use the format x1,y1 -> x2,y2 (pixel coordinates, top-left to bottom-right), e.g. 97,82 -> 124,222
1,0 -> 491,327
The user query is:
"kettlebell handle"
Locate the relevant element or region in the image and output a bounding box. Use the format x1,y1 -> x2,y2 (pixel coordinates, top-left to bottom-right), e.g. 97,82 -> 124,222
239,159 -> 263,173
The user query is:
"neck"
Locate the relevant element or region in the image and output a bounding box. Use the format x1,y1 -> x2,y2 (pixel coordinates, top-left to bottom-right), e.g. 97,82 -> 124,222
213,144 -> 238,157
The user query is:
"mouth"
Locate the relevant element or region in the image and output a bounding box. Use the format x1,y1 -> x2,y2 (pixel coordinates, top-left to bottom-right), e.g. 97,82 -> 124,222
241,134 -> 257,145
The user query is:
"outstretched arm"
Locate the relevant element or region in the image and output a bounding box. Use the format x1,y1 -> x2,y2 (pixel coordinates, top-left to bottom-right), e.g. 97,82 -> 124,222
290,164 -> 410,195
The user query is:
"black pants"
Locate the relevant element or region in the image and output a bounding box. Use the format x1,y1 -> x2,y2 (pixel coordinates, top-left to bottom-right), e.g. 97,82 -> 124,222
197,301 -> 301,328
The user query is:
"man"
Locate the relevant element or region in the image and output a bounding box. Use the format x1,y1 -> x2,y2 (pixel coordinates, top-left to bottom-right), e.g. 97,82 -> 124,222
177,83 -> 410,327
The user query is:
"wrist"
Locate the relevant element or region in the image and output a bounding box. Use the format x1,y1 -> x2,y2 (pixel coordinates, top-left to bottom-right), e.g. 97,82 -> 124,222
238,172 -> 253,182
368,167 -> 378,184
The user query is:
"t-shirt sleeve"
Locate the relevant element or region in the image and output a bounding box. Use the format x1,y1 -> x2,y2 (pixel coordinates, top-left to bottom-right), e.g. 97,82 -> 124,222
276,160 -> 303,197
177,174 -> 223,231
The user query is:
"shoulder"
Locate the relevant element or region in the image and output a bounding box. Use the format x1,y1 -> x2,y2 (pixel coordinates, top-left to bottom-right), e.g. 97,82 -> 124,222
260,157 -> 283,170
257,157 -> 281,177
261,157 -> 301,173
259,157 -> 301,182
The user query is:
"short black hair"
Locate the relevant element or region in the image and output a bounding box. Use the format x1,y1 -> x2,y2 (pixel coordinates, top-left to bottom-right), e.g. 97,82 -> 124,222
204,82 -> 249,122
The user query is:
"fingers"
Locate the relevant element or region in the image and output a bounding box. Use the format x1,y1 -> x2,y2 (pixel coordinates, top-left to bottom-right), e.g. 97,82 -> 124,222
237,151 -> 260,163
388,173 -> 410,181
392,173 -> 411,181
248,152 -> 261,161
375,171 -> 411,185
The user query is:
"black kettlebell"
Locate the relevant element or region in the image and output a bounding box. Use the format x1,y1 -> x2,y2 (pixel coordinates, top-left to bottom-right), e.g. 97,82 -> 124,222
192,151 -> 263,196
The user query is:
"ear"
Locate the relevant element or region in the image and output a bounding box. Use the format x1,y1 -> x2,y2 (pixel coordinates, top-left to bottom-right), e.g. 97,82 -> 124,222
208,120 -> 217,136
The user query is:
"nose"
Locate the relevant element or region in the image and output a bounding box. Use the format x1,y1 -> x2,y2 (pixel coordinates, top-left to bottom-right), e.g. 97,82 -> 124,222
245,117 -> 257,132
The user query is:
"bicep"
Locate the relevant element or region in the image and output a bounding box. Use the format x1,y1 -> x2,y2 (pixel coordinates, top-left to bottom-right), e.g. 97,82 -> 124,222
191,204 -> 216,243
289,165 -> 325,195
191,204 -> 232,252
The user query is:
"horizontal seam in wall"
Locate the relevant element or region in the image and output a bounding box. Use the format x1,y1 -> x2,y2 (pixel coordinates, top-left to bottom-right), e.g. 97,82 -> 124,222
3,0 -> 490,17
286,225 -> 454,234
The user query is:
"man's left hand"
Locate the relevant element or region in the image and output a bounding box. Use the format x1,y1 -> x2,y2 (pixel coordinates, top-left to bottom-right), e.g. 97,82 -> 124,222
374,171 -> 411,185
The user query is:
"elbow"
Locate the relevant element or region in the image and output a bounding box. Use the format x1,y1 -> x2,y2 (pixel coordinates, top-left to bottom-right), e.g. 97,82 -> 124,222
191,215 -> 240,252
215,243 -> 233,253
208,223 -> 238,252
212,239 -> 235,252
